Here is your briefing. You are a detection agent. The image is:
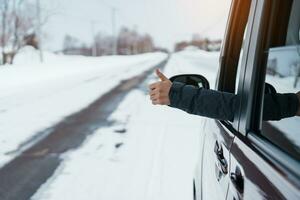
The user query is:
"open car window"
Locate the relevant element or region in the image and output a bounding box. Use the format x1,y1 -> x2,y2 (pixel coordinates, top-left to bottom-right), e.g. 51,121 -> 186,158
262,0 -> 300,161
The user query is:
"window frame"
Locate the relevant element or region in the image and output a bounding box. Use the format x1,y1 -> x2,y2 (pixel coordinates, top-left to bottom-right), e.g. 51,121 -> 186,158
217,0 -> 252,94
238,0 -> 300,184
216,0 -> 253,130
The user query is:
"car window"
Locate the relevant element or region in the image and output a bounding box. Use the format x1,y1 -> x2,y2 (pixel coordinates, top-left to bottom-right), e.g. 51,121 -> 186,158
262,0 -> 300,160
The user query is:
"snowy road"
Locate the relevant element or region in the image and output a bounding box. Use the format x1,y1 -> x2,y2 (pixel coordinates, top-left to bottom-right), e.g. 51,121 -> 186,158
31,50 -> 219,200
0,51 -> 168,199
0,49 -> 167,167
0,49 -> 220,200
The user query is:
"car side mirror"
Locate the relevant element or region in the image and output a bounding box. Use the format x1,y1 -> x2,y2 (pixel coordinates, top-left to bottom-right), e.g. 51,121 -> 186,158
170,74 -> 210,89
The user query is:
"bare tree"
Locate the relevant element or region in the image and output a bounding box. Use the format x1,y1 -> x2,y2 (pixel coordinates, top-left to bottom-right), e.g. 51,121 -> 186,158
12,1 -> 35,52
0,0 -> 9,64
117,27 -> 154,55
0,0 -> 51,64
63,35 -> 80,52
62,34 -> 93,56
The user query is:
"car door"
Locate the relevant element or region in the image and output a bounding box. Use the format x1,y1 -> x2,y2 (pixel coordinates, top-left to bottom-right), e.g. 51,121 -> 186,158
228,0 -> 300,199
196,0 -> 253,199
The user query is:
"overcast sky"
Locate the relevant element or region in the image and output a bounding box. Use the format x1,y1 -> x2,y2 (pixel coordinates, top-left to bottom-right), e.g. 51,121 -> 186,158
42,0 -> 231,51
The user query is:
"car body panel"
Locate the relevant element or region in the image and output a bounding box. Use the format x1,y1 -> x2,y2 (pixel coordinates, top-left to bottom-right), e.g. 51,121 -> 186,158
201,120 -> 234,200
228,136 -> 300,200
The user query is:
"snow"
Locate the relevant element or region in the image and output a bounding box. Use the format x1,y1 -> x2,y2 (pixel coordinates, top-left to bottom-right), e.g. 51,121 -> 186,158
31,90 -> 202,200
31,50 -> 220,200
164,50 -> 219,87
267,45 -> 300,76
0,47 -> 167,167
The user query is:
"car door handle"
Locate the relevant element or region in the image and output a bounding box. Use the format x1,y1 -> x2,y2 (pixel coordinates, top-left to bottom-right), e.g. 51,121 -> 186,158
214,141 -> 228,175
230,167 -> 244,195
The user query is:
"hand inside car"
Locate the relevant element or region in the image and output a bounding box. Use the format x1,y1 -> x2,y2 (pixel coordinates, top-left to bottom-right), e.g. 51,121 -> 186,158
149,69 -> 172,105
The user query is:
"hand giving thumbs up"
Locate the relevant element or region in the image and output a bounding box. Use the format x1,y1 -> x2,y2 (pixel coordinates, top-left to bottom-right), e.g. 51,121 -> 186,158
148,69 -> 172,105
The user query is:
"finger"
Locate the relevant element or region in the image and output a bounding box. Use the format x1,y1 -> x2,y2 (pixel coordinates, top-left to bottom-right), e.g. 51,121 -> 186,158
149,89 -> 158,96
149,82 -> 159,90
150,96 -> 157,101
149,92 -> 157,99
155,69 -> 168,81
152,99 -> 159,105
150,94 -> 156,98
151,98 -> 158,104
150,92 -> 156,97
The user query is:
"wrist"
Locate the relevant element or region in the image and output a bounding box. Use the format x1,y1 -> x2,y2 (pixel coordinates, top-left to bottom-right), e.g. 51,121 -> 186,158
168,82 -> 185,107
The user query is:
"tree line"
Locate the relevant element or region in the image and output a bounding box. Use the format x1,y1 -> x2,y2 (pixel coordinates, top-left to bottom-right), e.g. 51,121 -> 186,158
174,34 -> 222,52
62,27 -> 168,56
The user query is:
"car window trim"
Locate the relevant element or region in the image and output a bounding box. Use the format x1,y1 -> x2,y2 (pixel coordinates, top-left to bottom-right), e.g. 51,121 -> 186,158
218,0 -> 252,94
233,0 -> 258,133
217,0 -> 254,130
248,132 -> 300,187
237,0 -> 272,134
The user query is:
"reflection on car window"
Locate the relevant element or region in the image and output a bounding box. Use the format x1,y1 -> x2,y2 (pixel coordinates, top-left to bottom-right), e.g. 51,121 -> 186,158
262,0 -> 300,160
235,25 -> 248,94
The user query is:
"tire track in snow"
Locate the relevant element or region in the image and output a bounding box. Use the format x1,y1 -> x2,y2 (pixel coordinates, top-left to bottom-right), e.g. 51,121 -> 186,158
0,57 -> 169,200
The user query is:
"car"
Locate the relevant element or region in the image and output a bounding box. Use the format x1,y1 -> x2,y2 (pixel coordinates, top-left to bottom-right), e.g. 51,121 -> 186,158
170,0 -> 300,199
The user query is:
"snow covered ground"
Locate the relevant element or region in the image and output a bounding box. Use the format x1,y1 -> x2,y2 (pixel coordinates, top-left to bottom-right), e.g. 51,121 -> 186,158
31,50 -> 220,200
3,47 -> 298,199
0,47 -> 167,167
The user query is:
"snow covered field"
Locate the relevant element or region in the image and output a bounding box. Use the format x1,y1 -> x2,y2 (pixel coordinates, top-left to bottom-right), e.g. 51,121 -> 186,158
0,47 -> 167,167
31,50 -> 220,200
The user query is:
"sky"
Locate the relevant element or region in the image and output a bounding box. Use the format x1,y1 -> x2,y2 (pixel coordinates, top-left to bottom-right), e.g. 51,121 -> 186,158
42,0 -> 231,51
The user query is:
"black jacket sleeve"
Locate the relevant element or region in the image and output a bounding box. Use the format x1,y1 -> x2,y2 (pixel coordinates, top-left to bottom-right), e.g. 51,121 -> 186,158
169,82 -> 299,121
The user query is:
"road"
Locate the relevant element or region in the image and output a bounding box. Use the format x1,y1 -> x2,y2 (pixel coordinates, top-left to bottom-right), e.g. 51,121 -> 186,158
0,58 -> 168,200
30,51 -> 217,200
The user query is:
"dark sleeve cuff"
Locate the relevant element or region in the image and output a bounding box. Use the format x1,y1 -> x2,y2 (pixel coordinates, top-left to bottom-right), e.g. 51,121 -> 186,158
169,82 -> 185,108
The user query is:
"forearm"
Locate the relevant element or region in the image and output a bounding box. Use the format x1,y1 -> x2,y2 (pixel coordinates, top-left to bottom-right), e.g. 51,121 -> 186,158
263,93 -> 299,120
169,82 -> 237,121
169,82 -> 299,122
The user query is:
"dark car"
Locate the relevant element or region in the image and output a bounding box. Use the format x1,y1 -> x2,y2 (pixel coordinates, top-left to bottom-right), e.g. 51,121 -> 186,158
171,0 -> 300,199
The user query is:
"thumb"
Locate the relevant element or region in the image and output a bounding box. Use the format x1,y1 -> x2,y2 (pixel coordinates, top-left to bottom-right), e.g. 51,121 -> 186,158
156,69 -> 168,81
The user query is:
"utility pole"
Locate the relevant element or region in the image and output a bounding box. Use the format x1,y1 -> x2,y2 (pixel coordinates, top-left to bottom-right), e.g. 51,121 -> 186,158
90,21 -> 97,56
36,0 -> 43,62
98,2 -> 118,55
111,7 -> 117,55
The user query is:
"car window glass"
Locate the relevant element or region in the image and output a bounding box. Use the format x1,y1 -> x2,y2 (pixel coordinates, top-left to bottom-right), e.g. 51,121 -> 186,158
262,0 -> 300,160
